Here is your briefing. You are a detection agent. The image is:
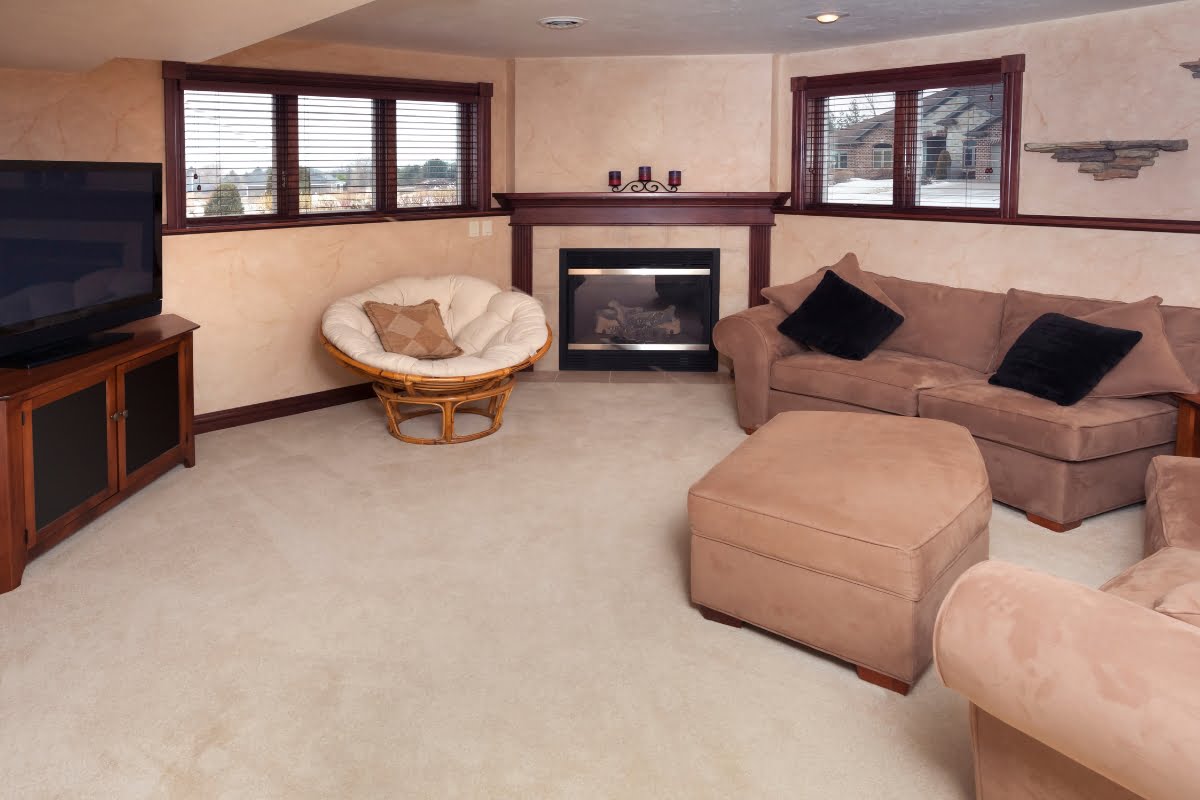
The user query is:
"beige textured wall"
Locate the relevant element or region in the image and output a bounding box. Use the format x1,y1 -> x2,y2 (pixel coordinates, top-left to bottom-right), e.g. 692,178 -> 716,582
513,55 -> 774,192
0,45 -> 512,414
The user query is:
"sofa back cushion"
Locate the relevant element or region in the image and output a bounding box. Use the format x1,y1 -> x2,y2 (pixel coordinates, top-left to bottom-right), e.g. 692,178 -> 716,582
870,274 -> 1006,373
992,288 -> 1200,389
1163,305 -> 1200,386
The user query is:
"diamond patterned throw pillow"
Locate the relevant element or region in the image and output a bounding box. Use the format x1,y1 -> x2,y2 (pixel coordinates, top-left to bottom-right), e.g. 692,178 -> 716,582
363,299 -> 463,359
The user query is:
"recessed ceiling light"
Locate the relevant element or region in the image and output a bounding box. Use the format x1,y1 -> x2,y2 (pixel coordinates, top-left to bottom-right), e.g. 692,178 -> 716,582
808,12 -> 844,24
538,16 -> 588,30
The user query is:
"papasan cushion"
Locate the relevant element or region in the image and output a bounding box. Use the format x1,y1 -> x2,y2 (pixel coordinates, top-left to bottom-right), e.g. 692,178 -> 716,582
321,275 -> 548,378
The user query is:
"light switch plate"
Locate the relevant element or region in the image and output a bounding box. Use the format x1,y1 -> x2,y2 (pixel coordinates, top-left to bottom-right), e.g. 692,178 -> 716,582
468,220 -> 480,237
481,220 -> 493,236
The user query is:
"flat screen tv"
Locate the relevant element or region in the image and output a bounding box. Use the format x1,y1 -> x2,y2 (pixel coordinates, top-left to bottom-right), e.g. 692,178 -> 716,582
0,160 -> 163,368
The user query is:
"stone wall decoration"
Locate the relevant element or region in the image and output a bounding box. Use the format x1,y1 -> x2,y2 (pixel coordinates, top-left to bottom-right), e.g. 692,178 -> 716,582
1023,140 -> 1189,180
1182,60 -> 1200,78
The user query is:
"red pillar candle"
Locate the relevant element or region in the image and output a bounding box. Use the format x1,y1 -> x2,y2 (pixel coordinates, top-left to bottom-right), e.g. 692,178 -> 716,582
668,170 -> 682,187
638,165 -> 652,182
608,170 -> 621,187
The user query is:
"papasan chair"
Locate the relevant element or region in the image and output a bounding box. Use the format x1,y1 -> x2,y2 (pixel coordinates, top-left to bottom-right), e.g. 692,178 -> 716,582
320,275 -> 551,445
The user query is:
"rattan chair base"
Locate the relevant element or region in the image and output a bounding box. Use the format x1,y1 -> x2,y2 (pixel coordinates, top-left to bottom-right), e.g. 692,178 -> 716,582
373,377 -> 513,445
319,325 -> 552,445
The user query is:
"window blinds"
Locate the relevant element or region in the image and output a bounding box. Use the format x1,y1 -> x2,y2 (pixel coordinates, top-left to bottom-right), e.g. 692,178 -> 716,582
296,95 -> 377,215
396,100 -> 467,209
182,90 -> 276,218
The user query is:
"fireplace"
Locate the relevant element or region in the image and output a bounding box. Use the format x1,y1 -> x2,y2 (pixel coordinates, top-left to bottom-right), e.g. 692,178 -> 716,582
559,248 -> 718,371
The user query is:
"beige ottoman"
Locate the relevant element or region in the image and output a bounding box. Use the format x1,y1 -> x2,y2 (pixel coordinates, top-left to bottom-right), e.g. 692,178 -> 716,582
689,411 -> 990,694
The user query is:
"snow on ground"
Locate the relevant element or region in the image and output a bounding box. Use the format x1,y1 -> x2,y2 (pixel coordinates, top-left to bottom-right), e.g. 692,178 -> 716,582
826,178 -> 999,208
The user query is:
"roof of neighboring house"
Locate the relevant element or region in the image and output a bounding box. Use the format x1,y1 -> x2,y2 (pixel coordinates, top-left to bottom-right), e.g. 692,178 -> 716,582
830,87 -> 1000,148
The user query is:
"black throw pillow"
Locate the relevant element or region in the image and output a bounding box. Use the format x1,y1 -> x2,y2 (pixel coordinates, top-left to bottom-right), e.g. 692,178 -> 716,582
776,270 -> 904,360
989,313 -> 1143,406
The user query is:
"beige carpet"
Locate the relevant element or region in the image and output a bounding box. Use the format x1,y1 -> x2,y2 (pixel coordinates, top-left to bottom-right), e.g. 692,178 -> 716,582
1,382 -> 1143,799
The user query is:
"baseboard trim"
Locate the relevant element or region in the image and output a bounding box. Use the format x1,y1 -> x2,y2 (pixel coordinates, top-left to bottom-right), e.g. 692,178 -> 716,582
194,383 -> 375,435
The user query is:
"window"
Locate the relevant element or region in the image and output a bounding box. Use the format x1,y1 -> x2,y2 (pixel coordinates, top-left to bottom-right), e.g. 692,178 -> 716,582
791,56 -> 1024,219
963,139 -> 977,169
872,144 -> 893,170
163,62 -> 493,231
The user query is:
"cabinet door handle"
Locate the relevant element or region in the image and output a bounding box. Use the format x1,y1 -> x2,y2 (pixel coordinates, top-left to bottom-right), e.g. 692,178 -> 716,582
111,410 -> 131,421
121,409 -> 130,419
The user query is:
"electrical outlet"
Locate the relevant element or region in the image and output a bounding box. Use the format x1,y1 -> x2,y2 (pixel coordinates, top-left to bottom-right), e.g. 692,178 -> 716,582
481,220 -> 493,236
468,220 -> 480,237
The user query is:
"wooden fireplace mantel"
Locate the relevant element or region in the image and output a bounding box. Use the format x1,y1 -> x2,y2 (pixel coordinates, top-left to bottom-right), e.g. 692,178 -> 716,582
493,192 -> 790,308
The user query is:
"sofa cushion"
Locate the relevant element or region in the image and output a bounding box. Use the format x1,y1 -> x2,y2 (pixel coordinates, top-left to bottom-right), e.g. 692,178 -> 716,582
988,313 -> 1143,406
1145,456 -> 1200,555
872,274 -> 1006,373
776,271 -> 905,360
918,380 -> 1176,462
1082,298 -> 1199,398
762,252 -> 902,315
1155,581 -> 1200,629
991,288 -> 1118,372
1101,546 -> 1200,610
771,349 -> 984,416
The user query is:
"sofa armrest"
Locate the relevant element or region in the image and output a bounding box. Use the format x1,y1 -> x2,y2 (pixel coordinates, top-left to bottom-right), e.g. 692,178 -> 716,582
1146,455 -> 1200,556
934,560 -> 1200,800
712,304 -> 801,431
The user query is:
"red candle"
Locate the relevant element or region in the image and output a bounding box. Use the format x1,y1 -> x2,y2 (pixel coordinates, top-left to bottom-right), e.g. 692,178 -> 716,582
668,170 -> 681,187
608,170 -> 621,187
638,165 -> 652,182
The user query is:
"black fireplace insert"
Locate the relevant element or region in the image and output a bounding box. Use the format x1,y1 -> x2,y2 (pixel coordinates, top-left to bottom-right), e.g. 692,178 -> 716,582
559,248 -> 718,371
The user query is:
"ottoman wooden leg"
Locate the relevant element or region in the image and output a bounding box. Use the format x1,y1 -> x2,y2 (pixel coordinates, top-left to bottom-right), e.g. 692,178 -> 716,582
856,665 -> 911,696
1026,512 -> 1082,533
697,605 -> 745,628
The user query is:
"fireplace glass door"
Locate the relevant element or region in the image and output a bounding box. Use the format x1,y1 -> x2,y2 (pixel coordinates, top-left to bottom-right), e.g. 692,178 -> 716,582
560,249 -> 718,371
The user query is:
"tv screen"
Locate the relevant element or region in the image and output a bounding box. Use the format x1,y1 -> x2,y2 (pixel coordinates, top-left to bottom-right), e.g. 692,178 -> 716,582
0,160 -> 162,361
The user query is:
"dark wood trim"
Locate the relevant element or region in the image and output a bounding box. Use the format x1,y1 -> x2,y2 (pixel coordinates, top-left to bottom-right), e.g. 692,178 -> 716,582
376,98 -> 395,213
193,383 -> 375,435
894,90 -> 918,208
279,94 -> 300,217
164,61 -> 488,100
749,225 -> 773,308
162,73 -> 185,230
791,77 -> 809,211
163,208 -> 509,236
497,193 -> 789,303
777,207 -> 1200,234
473,83 -> 493,211
999,59 -> 1025,219
511,224 -> 533,294
494,192 -> 790,227
802,56 -> 1013,96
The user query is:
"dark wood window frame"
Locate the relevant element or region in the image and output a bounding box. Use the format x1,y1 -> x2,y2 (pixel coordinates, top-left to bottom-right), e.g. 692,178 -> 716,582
162,62 -> 497,235
791,55 -> 1026,221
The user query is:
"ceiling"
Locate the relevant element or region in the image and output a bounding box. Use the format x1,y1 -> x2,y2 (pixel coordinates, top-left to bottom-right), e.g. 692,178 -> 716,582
0,0 -> 374,71
285,0 -> 1182,59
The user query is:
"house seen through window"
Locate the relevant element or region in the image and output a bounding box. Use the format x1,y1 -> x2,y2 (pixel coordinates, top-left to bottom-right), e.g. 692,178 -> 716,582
792,56 -> 1023,218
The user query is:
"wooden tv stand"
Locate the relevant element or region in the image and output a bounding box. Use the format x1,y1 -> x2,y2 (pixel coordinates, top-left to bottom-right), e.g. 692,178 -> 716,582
0,315 -> 198,595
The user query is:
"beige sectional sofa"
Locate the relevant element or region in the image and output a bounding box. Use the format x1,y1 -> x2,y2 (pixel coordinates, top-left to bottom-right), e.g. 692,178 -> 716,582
714,273 -> 1200,530
933,456 -> 1200,799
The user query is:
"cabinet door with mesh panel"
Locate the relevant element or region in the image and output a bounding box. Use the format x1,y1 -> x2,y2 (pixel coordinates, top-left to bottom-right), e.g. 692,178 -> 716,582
117,346 -> 183,482
23,374 -> 118,543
